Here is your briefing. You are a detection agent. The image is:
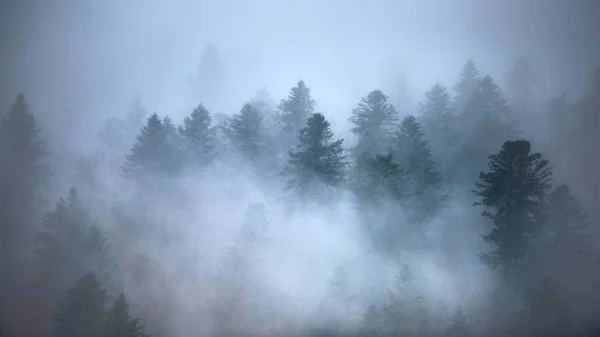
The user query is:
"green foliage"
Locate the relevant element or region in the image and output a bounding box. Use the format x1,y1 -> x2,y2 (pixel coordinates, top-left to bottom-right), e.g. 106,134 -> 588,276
122,113 -> 181,181
392,115 -> 446,221
473,140 -> 552,274
282,113 -> 347,204
223,103 -> 269,163
53,273 -> 108,337
453,59 -> 481,112
105,293 -> 148,337
178,103 -> 218,168
349,90 -> 398,157
33,187 -> 118,309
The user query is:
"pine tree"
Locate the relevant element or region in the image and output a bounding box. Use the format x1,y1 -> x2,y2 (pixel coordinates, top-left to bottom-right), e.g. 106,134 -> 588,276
178,103 -> 217,168
122,113 -> 178,181
33,187 -> 118,313
282,113 -> 347,204
276,80 -> 316,150
473,140 -> 552,276
418,83 -> 459,175
188,43 -> 225,112
223,102 -> 269,164
459,75 -> 517,183
349,90 -> 398,157
383,264 -> 429,336
53,273 -> 108,337
105,293 -> 148,337
361,305 -> 383,337
0,94 -> 49,331
392,115 -> 445,221
453,59 -> 481,112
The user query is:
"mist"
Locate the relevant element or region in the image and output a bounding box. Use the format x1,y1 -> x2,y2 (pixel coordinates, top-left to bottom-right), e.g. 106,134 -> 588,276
1,1 -> 600,337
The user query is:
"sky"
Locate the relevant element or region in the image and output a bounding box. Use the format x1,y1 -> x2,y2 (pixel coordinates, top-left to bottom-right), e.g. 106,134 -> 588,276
1,0 -> 599,151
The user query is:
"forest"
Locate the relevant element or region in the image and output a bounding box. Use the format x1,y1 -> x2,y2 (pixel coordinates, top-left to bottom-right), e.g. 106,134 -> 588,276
1,47 -> 600,337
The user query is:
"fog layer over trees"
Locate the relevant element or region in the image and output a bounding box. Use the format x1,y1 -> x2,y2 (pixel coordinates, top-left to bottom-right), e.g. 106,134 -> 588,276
1,1 -> 600,337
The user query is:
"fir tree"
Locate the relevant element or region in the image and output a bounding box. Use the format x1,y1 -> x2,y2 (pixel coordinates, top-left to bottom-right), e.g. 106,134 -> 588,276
459,75 -> 516,183
53,273 -> 108,337
0,94 -> 49,330
473,140 -> 552,276
188,43 -> 224,112
453,59 -> 481,112
33,187 -> 118,311
105,293 -> 148,337
276,80 -> 316,150
178,103 -> 217,168
223,102 -> 269,164
392,115 -> 445,220
349,90 -> 398,157
282,113 -> 347,204
122,113 -> 178,181
418,83 -> 459,175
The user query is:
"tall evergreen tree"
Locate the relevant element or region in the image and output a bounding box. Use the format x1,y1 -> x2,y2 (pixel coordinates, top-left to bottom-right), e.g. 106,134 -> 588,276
105,293 -> 148,337
392,115 -> 445,221
53,273 -> 108,337
473,140 -> 552,277
418,83 -> 459,175
506,57 -> 537,114
178,103 -> 217,168
188,43 -> 225,112
122,113 -> 179,182
282,113 -> 347,204
349,90 -> 398,157
453,59 -> 481,112
276,80 -> 316,150
223,102 -> 269,164
0,94 -> 49,335
458,75 -> 516,183
33,187 -> 118,317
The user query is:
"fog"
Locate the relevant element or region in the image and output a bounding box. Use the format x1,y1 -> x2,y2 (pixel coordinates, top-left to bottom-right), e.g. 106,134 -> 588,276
1,1 -> 600,337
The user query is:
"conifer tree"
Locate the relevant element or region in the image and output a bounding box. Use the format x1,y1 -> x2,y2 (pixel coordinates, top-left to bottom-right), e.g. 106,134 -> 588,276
453,59 -> 481,112
506,57 -> 537,114
122,113 -> 178,181
392,115 -> 445,220
178,103 -> 217,168
188,43 -> 224,112
276,80 -> 316,150
223,102 -> 269,164
282,113 -> 347,204
459,75 -> 517,182
0,94 -> 49,330
418,83 -> 459,175
53,273 -> 108,337
473,140 -> 552,276
383,264 -> 429,336
33,187 -> 118,312
361,305 -> 383,337
349,90 -> 398,157
105,293 -> 148,337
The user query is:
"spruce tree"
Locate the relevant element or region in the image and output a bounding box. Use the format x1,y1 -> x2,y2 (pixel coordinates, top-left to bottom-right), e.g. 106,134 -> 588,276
282,113 -> 347,204
459,75 -> 516,182
188,43 -> 224,112
349,90 -> 398,157
0,94 -> 49,330
453,59 -> 481,112
178,103 -> 217,168
33,187 -> 118,312
122,113 -> 178,181
53,273 -> 108,337
392,115 -> 445,220
418,83 -> 458,175
473,140 -> 552,276
105,293 -> 148,337
223,102 -> 269,164
276,80 -> 316,150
